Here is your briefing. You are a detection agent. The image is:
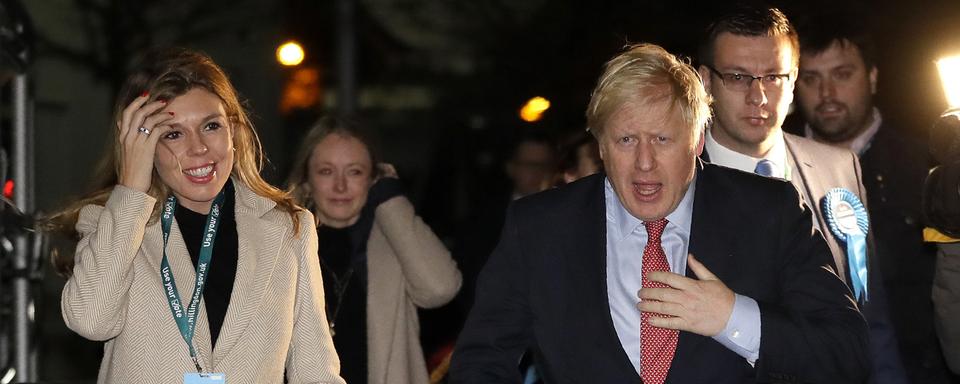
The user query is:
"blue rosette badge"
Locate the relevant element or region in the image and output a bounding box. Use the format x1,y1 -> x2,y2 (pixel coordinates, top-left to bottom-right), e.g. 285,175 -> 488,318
821,188 -> 870,302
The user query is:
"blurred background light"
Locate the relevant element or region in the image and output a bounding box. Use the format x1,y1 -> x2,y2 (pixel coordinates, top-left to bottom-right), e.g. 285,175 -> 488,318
277,41 -> 305,66
280,67 -> 321,113
520,96 -> 550,122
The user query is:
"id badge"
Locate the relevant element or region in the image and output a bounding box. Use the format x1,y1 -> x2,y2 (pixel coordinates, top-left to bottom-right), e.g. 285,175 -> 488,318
184,372 -> 226,384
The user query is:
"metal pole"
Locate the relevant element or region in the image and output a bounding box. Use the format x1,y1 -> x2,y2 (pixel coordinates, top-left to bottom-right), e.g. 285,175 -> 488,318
0,31 -> 5,381
12,73 -> 32,383
336,0 -> 357,115
26,95 -> 36,383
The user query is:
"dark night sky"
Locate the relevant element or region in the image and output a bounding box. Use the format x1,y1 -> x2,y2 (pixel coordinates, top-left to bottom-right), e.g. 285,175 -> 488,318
281,0 -> 960,135
274,0 -> 960,232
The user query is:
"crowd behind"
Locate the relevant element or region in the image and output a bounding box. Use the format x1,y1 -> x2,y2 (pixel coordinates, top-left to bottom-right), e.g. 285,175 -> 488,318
42,3 -> 960,384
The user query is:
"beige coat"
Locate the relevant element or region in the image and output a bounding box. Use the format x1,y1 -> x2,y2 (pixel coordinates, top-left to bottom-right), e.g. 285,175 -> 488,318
61,183 -> 344,384
364,196 -> 461,384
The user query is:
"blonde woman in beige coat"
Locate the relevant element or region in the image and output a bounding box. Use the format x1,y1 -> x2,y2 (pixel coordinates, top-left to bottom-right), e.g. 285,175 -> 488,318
49,48 -> 343,383
288,116 -> 462,384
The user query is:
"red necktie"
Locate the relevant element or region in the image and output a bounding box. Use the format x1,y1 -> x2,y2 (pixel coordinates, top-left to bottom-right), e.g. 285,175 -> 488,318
641,218 -> 678,384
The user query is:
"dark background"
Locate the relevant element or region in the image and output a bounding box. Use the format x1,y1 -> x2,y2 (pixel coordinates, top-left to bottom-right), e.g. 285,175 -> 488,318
5,0 -> 958,380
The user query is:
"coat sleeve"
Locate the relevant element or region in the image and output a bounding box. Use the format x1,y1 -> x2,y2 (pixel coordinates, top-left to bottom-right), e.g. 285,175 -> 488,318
284,210 -> 346,384
374,196 -> 462,308
933,241 -> 960,374
449,204 -> 530,383
754,182 -> 871,383
61,185 -> 156,341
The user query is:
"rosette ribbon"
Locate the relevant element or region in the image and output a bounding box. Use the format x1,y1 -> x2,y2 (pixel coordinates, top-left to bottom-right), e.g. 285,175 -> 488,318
822,188 -> 870,303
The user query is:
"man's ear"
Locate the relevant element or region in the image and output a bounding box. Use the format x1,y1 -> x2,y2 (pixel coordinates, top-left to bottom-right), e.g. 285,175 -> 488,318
695,129 -> 706,156
597,136 -> 606,161
698,65 -> 713,94
869,65 -> 878,95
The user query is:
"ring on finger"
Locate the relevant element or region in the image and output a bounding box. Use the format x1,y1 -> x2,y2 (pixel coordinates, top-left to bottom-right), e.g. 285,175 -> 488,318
137,126 -> 151,135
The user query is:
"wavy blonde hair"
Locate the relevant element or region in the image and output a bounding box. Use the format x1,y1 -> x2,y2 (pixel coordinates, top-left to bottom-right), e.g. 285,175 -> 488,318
45,47 -> 301,276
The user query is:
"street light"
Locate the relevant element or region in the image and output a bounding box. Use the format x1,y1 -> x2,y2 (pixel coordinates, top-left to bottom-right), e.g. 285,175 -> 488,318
277,41 -> 305,66
923,54 -> 960,240
932,54 -> 960,164
937,55 -> 960,109
520,96 -> 550,123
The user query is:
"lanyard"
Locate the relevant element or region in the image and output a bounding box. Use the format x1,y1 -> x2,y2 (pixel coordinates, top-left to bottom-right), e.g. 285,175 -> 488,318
160,190 -> 226,373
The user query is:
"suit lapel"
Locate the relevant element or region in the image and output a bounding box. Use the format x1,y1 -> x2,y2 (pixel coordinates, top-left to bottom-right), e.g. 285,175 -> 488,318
581,175 -> 641,377
670,165 -> 739,379
141,218 -> 165,274
211,182 -> 285,366
783,135 -> 818,214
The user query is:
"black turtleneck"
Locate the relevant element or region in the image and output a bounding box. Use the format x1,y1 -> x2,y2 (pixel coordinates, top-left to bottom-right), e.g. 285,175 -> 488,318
175,180 -> 238,348
312,177 -> 405,384
318,224 -> 368,384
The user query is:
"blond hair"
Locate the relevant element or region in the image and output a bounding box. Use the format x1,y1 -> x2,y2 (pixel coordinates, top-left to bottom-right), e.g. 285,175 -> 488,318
286,115 -> 379,214
586,43 -> 712,145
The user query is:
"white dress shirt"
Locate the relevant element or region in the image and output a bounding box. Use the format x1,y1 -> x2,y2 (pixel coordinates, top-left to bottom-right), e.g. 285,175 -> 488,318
705,128 -> 791,180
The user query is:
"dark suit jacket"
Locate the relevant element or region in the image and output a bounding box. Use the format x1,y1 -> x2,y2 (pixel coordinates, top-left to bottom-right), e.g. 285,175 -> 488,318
450,164 -> 869,384
858,124 -> 952,382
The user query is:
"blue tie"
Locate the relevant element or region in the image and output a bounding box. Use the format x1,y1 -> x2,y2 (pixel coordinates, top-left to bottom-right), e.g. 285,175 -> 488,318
754,160 -> 776,177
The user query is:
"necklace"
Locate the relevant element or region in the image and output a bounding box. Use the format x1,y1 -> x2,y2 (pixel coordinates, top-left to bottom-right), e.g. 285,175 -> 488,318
318,254 -> 354,337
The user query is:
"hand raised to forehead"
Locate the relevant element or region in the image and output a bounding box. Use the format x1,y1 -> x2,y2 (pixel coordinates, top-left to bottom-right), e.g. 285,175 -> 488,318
117,93 -> 175,193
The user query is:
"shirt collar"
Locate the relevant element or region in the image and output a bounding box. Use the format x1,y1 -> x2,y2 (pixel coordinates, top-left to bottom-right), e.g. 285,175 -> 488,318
605,175 -> 695,243
705,127 -> 788,179
804,107 -> 881,156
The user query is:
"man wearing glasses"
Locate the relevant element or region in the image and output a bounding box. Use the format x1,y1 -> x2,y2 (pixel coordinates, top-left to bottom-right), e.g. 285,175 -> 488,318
697,5 -> 906,383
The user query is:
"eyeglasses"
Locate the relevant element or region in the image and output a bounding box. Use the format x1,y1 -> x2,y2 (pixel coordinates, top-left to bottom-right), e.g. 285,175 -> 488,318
704,65 -> 793,92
